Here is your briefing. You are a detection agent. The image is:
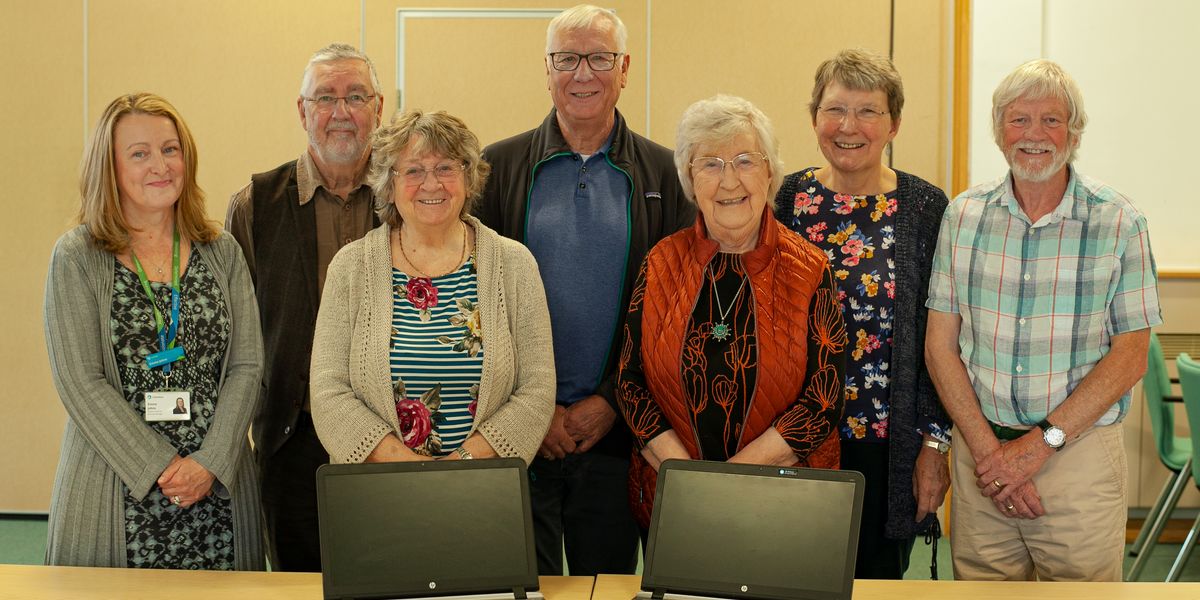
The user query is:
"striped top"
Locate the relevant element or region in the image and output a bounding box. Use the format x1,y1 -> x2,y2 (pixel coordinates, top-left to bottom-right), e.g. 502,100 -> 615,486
389,256 -> 484,457
926,168 -> 1161,427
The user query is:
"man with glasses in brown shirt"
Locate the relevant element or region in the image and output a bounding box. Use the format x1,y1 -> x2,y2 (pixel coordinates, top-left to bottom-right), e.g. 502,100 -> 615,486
226,42 -> 383,572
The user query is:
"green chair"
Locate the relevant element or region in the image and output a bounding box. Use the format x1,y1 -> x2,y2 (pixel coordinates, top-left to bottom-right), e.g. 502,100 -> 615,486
1126,333 -> 1191,581
1167,352 -> 1200,581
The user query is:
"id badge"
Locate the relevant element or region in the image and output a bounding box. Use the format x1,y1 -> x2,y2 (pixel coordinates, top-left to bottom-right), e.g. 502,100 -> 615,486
145,390 -> 192,422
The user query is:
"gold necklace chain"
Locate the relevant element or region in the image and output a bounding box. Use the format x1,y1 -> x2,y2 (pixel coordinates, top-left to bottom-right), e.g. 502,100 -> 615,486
399,221 -> 469,278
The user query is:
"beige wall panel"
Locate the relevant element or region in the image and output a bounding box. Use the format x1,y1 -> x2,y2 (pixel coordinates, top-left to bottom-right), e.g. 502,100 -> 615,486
362,1 -> 649,147
87,0 -> 361,220
0,1 -> 84,512
647,1 -> 890,172
891,0 -> 949,190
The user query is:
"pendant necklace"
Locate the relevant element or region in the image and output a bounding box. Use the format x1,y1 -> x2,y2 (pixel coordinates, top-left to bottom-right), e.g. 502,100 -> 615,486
707,261 -> 746,342
399,221 -> 469,291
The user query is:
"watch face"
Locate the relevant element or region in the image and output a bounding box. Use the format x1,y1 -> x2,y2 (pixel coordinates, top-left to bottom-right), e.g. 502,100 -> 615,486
1044,427 -> 1066,448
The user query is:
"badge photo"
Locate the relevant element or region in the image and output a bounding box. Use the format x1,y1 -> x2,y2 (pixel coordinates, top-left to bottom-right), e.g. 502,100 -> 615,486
145,391 -> 191,422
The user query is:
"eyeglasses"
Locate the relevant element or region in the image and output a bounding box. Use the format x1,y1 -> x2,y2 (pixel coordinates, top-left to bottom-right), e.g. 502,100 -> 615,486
818,105 -> 890,123
392,162 -> 465,186
302,93 -> 376,110
547,51 -> 623,72
689,152 -> 768,180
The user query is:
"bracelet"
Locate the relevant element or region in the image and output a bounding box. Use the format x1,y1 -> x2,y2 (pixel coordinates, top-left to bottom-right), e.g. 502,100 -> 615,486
455,446 -> 474,460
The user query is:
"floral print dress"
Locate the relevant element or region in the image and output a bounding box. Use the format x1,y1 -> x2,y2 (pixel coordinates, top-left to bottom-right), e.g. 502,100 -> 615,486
110,249 -> 234,569
778,167 -> 898,444
389,256 -> 484,456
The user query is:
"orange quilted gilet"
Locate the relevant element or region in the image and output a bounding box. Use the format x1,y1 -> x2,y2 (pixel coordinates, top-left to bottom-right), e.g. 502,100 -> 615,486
628,210 -> 842,528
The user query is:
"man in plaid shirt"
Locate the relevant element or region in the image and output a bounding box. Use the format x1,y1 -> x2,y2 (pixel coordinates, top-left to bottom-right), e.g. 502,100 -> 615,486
925,60 -> 1161,581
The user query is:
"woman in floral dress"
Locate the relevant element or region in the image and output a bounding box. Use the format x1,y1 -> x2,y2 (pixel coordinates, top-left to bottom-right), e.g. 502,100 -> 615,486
774,49 -> 950,579
44,93 -> 263,569
311,110 -> 554,465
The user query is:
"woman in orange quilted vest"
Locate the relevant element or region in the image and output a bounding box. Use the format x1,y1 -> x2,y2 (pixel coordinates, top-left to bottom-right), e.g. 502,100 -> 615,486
616,94 -> 848,530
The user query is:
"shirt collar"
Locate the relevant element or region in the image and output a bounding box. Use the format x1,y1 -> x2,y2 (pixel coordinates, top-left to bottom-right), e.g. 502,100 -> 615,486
295,150 -> 371,205
996,164 -> 1087,227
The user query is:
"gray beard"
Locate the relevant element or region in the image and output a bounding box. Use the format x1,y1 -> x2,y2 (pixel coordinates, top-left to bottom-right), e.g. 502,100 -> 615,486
1007,148 -> 1070,184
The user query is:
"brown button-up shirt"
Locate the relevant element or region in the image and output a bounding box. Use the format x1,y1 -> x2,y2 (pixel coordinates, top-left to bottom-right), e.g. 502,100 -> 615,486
226,151 -> 376,295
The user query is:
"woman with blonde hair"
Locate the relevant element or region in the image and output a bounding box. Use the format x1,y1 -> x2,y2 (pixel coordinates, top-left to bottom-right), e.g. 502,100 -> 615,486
44,93 -> 264,569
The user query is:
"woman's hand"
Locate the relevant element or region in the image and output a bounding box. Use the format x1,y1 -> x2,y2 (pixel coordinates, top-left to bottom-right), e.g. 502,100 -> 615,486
912,439 -> 950,522
728,428 -> 798,467
365,433 -> 425,463
641,430 -> 691,471
158,455 -> 215,508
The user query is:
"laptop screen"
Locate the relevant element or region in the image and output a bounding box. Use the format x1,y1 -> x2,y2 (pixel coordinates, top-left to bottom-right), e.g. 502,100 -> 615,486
643,461 -> 864,600
317,459 -> 539,600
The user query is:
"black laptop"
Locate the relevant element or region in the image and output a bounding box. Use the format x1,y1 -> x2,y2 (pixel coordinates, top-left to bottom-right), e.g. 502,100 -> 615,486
638,460 -> 865,600
316,458 -> 542,600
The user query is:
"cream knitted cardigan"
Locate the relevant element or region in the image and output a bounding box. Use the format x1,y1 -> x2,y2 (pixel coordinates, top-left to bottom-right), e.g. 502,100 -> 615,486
311,216 -> 554,464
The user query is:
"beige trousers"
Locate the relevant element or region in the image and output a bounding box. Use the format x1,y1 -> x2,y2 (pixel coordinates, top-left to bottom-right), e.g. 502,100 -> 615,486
950,424 -> 1127,581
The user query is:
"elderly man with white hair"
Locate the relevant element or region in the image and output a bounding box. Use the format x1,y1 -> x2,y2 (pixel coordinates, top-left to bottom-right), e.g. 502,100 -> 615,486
226,42 -> 384,571
476,5 -> 692,576
925,59 -> 1161,580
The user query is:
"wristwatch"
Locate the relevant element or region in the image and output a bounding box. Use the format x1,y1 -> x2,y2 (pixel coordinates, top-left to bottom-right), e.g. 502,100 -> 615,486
1037,419 -> 1066,451
923,439 -> 950,454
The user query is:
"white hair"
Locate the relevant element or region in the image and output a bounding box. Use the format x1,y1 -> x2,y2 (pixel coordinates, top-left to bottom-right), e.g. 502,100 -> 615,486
299,43 -> 382,97
674,94 -> 784,209
545,5 -> 628,53
991,59 -> 1087,163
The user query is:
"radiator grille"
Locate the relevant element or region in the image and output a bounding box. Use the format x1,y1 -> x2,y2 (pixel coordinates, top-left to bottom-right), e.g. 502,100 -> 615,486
1159,333 -> 1200,361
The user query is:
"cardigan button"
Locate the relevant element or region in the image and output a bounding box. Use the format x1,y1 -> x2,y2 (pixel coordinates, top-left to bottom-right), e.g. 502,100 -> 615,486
283,425 -> 292,435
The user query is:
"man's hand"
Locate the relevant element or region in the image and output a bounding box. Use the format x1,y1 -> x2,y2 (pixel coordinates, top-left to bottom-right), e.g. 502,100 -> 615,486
538,405 -> 577,460
563,395 -> 616,454
974,431 -> 1054,504
991,480 -> 1046,519
913,441 -> 950,522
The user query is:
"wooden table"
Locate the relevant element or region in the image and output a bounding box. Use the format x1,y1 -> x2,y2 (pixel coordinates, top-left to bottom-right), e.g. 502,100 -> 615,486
593,574 -> 1200,600
0,565 -> 593,600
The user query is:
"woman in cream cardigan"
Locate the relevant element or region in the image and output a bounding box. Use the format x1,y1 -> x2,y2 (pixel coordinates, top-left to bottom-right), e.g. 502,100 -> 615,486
311,109 -> 554,464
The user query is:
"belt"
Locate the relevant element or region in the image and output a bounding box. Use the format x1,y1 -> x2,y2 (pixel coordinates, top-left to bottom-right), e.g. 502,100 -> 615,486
990,422 -> 1033,441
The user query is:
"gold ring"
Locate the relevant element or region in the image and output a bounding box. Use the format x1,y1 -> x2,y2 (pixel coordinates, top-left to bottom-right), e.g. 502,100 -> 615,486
171,495 -> 181,506
1006,504 -> 1016,511
992,479 -> 1003,489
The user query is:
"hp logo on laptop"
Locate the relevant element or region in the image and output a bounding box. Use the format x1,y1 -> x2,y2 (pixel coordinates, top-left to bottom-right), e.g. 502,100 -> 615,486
741,585 -> 749,592
429,582 -> 437,590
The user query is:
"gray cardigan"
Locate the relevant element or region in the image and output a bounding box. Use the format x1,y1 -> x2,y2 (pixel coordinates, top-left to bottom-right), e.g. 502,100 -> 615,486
310,217 -> 555,464
43,225 -> 265,569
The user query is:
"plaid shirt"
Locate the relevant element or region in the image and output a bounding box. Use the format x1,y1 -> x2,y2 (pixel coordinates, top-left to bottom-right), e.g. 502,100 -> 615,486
926,167 -> 1161,427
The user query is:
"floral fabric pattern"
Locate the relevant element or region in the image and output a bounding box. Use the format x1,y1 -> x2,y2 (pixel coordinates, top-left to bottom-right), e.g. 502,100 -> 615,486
390,256 -> 483,457
782,168 -> 897,443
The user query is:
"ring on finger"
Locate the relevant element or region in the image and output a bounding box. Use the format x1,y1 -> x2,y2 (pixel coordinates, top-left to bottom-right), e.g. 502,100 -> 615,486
1006,503 -> 1016,511
992,479 -> 1004,490
171,495 -> 181,506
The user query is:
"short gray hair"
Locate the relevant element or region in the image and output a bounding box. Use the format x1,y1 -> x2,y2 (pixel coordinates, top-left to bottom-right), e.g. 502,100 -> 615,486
674,94 -> 784,209
367,110 -> 491,227
300,43 -> 382,98
545,5 -> 627,53
991,59 -> 1087,162
809,48 -> 904,122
